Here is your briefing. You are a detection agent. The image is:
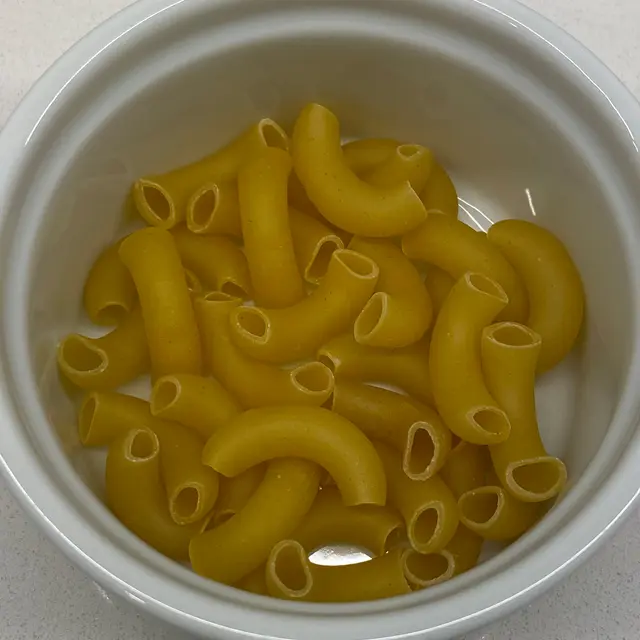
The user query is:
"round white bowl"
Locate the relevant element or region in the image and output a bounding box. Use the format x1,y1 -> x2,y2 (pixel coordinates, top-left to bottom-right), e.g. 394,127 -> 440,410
1,0 -> 640,638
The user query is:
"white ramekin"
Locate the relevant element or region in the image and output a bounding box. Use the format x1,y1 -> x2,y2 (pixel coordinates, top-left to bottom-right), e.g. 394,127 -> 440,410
1,1 -> 640,638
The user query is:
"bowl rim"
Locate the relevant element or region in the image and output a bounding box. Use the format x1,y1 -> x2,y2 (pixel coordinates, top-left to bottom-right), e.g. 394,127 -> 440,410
1,0 -> 640,638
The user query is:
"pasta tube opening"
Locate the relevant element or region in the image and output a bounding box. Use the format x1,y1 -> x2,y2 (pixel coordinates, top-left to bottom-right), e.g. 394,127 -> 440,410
307,237 -> 342,283
354,292 -> 387,343
507,458 -> 567,501
291,362 -> 335,395
94,302 -> 129,326
489,323 -> 540,348
58,335 -> 106,376
258,119 -> 289,150
402,549 -> 455,589
468,407 -> 511,441
173,485 -> 201,521
339,249 -> 379,278
235,308 -> 269,342
458,489 -> 500,527
187,182 -> 242,237
184,269 -> 203,295
151,377 -> 180,414
268,540 -> 313,599
137,181 -> 174,227
467,272 -> 508,300
410,505 -> 441,552
404,422 -> 439,481
190,187 -> 217,229
128,428 -> 159,461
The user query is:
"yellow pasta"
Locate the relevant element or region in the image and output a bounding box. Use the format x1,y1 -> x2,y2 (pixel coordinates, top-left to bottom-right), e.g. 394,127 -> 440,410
366,144 -> 434,195
424,265 -> 455,317
119,228 -> 202,378
236,568 -> 269,595
132,118 -> 288,229
150,373 -> 241,440
202,406 -> 386,506
402,548 -> 455,589
420,162 -> 459,217
482,322 -> 567,502
289,207 -> 344,285
238,147 -> 305,308
429,272 -> 512,444
341,138 -> 398,175
440,440 -> 491,499
229,249 -> 378,363
57,307 -> 149,390
213,465 -> 266,526
292,104 -> 426,236
195,292 -> 334,408
374,442 -> 458,553
77,391 -> 218,524
318,333 -> 432,404
186,180 -> 241,238
189,458 -> 320,584
292,486 -> 403,556
171,226 -> 252,299
350,237 -> 433,348
487,219 -> 585,373
266,540 -> 410,602
402,212 -> 528,322
443,524 -> 484,576
183,268 -> 203,295
83,238 -> 136,325
105,428 -> 201,560
330,380 -> 451,480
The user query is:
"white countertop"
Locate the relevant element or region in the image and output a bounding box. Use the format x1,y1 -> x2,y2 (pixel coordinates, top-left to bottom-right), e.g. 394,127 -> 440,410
1,0 -> 640,638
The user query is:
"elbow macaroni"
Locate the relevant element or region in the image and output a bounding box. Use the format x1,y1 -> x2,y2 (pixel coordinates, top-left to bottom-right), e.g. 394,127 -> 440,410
365,144 -> 434,195
186,180 -> 241,238
420,162 -> 459,217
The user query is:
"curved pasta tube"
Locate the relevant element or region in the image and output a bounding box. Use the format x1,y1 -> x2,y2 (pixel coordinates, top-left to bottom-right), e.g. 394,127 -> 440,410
202,406 -> 386,506
292,104 -> 426,236
238,147 -> 305,308
444,524 -> 484,576
440,440 -> 491,499
186,180 -> 241,237
482,322 -> 567,502
151,373 -> 241,440
184,268 -> 203,295
402,213 -> 528,322
195,292 -> 334,408
350,237 -> 433,348
402,548 -> 455,589
230,250 -> 378,363
266,540 -> 410,602
318,333 -> 432,404
487,219 -> 585,373
289,208 -> 344,285
57,307 -> 149,390
429,272 -> 512,445
119,228 -> 202,378
105,428 -> 201,560
78,391 -> 218,524
171,227 -> 252,299
213,465 -> 266,526
365,144 -> 434,195
458,483 -> 543,541
83,238 -> 136,325
424,265 -> 454,318
341,138 -> 398,175
132,118 -> 288,229
189,458 -> 320,584
330,380 -> 452,480
292,486 -> 403,556
236,568 -> 268,595
420,162 -> 459,217
374,442 -> 458,553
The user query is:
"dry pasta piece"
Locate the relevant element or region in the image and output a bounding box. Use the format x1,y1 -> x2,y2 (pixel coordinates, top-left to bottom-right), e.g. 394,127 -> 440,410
420,162 -> 459,217
213,465 -> 266,527
424,265 -> 455,317
402,548 -> 455,590
57,307 -> 149,390
429,272 -> 511,445
266,540 -> 410,602
183,268 -> 203,295
487,219 -> 585,373
318,333 -> 432,404
83,238 -> 136,325
351,237 -> 433,348
171,227 -> 252,299
289,208 -> 344,285
189,458 -> 320,584
482,322 -> 567,502
236,568 -> 269,595
341,138 -> 398,175
186,181 -> 241,237
229,249 -> 378,364
195,292 -> 334,408
132,118 -> 288,229
119,228 -> 202,378
374,442 -> 458,553
291,486 -> 403,556
151,373 -> 241,440
292,104 -> 426,237
402,212 -> 528,322
330,380 -> 451,480
365,143 -> 434,195
440,440 -> 491,499
238,147 -> 305,308
105,427 -> 202,560
443,523 -> 484,576
202,405 -> 386,507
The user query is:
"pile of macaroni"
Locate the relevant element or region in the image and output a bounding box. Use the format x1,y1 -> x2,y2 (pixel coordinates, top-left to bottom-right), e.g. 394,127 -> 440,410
57,103 -> 584,602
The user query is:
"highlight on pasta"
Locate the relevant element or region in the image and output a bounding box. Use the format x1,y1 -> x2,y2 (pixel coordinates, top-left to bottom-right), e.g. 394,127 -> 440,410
57,103 -> 583,603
